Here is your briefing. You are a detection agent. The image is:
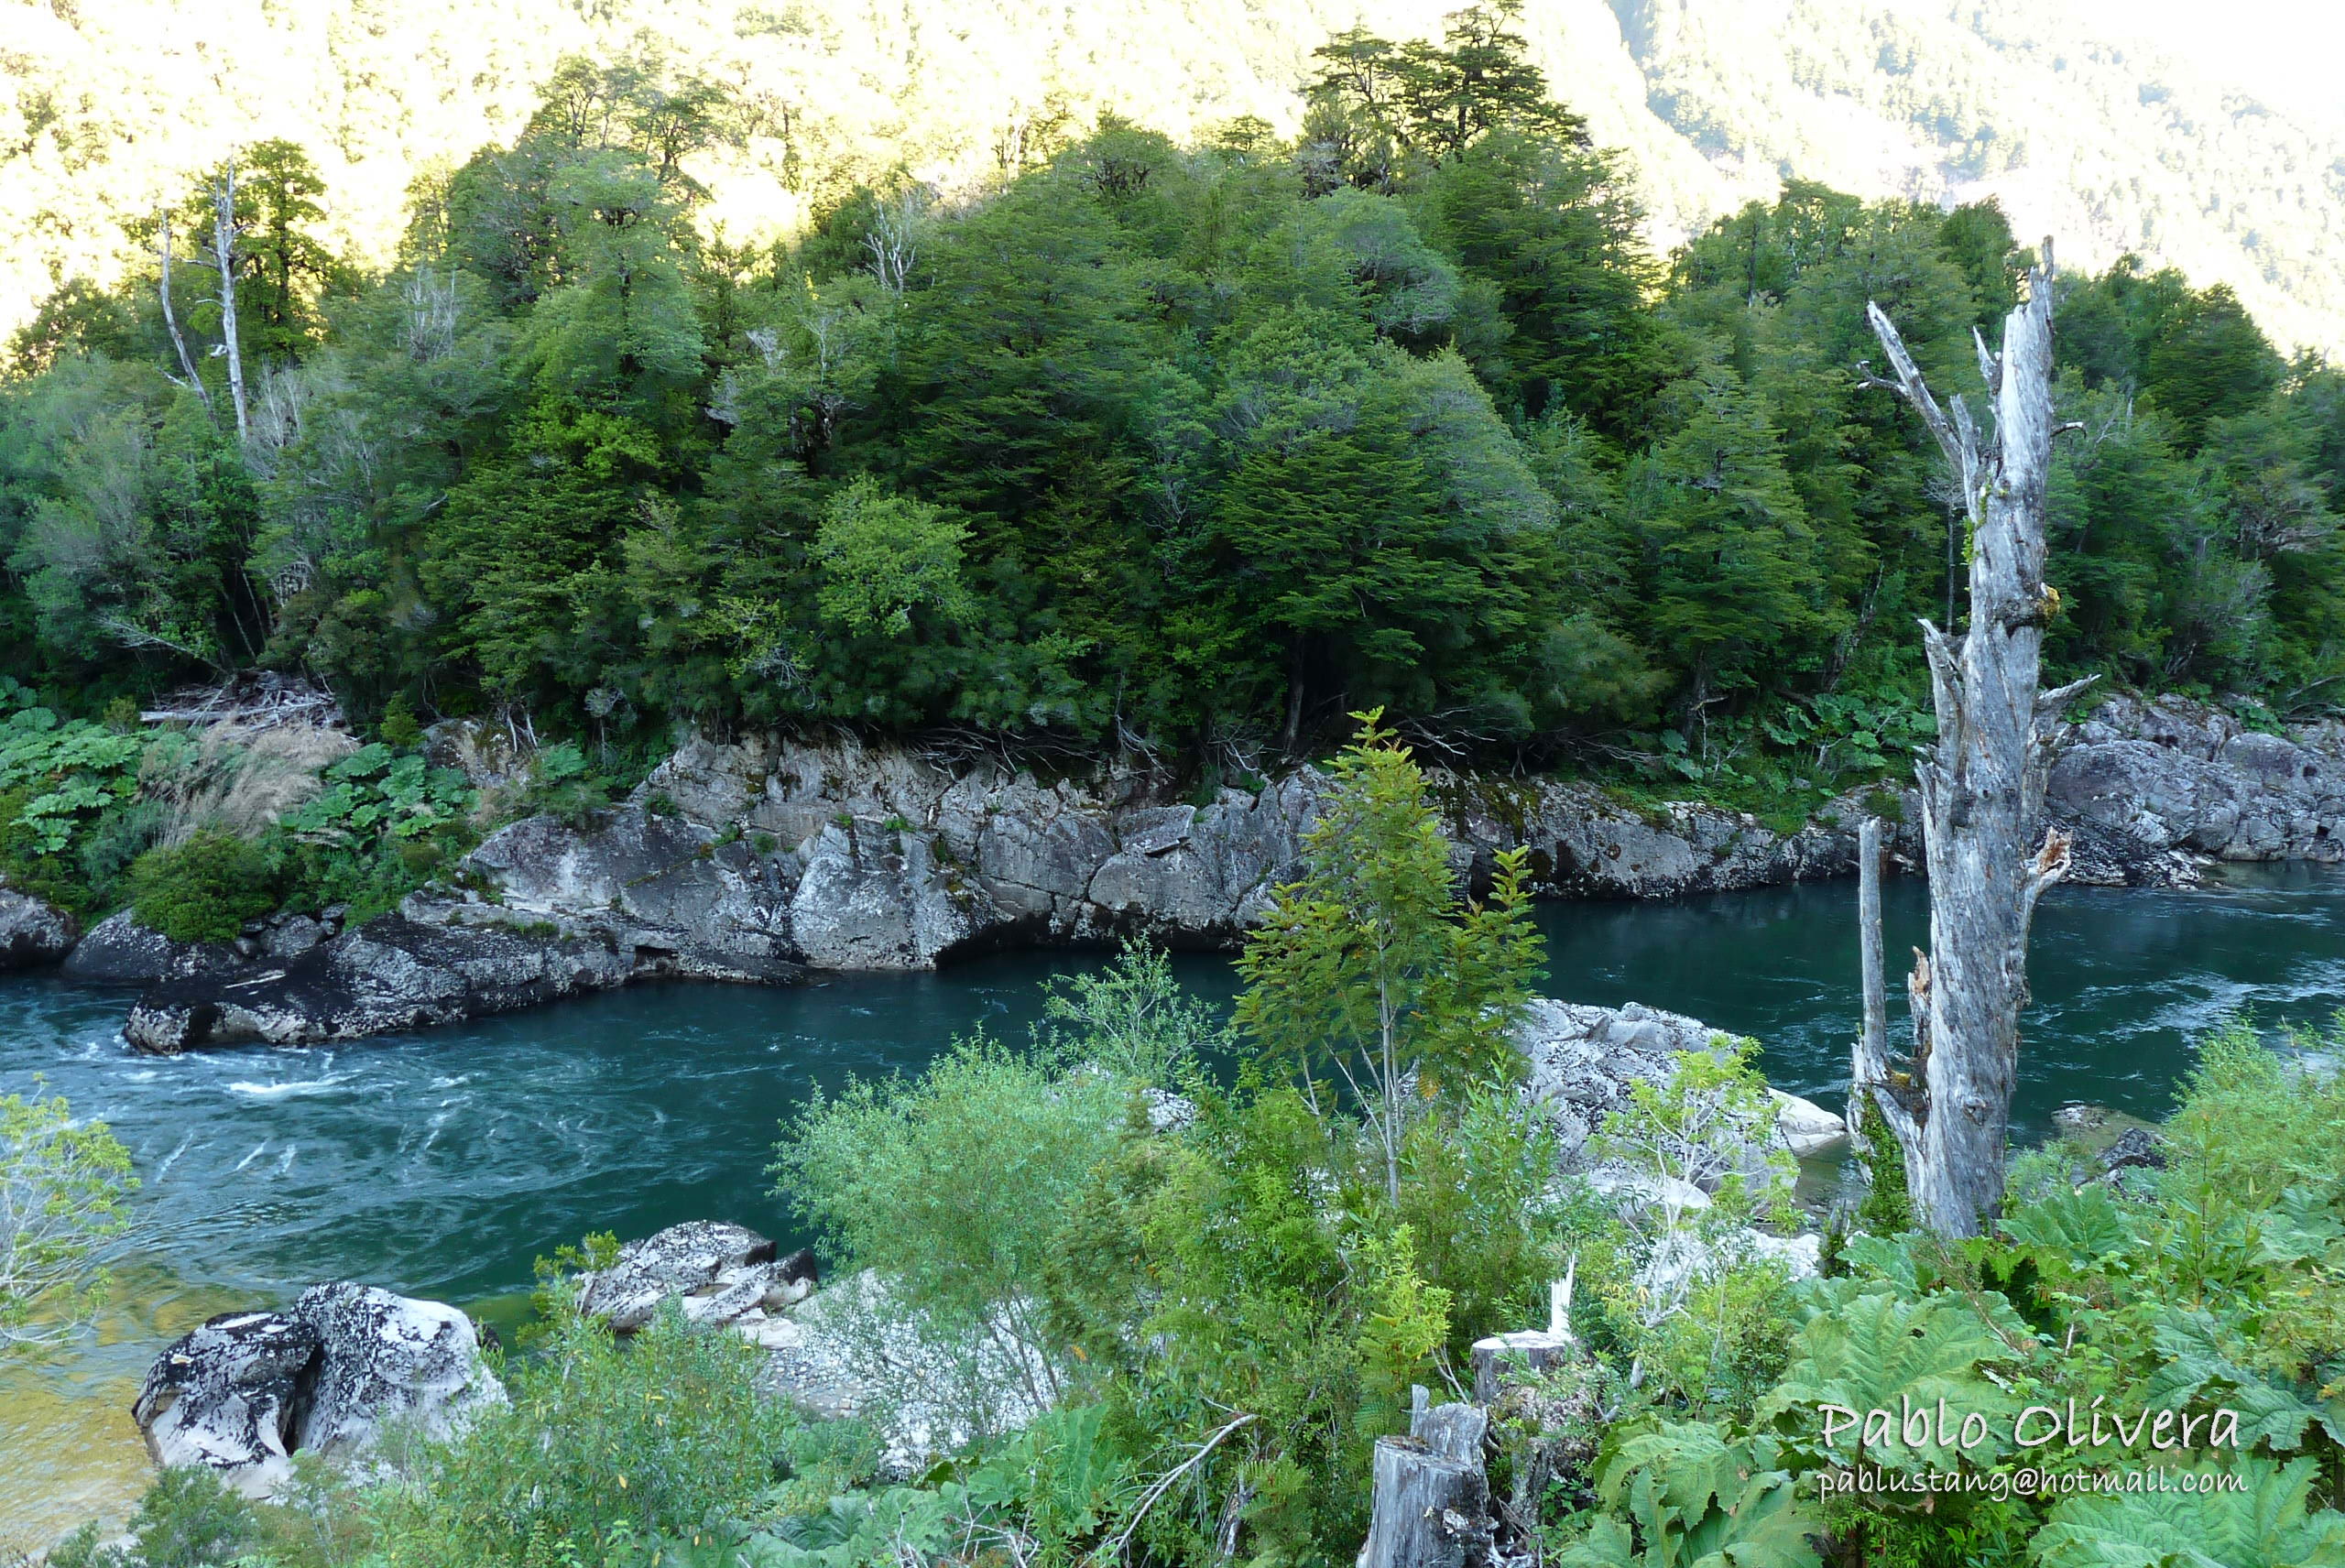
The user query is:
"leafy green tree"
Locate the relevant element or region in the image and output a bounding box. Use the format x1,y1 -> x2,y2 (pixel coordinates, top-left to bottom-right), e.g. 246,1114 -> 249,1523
1,1086 -> 135,1353
1236,711 -> 1542,1202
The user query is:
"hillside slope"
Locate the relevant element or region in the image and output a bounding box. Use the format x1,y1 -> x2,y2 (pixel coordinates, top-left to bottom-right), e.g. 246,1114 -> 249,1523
3,0 -> 2341,351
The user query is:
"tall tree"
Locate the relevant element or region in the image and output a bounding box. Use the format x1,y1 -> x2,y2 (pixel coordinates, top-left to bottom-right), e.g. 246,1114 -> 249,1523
1855,243 -> 2090,1236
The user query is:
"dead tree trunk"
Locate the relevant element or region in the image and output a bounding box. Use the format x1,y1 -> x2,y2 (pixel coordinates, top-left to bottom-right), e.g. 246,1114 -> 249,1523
1858,244 -> 2091,1236
155,212 -> 211,410
209,162 -> 251,446
1358,1387 -> 1490,1568
1849,818 -> 1890,1153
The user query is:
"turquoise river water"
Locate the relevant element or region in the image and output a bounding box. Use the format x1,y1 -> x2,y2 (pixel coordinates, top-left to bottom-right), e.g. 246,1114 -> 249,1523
5,866 -> 2345,1540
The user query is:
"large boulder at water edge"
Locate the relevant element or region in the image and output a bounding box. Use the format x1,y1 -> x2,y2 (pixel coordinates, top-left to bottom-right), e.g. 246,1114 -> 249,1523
1511,998 -> 1846,1167
63,909 -> 244,985
576,1221 -> 819,1333
0,884 -> 73,968
122,911 -> 643,1052
132,1284 -> 502,1494
131,1311 -> 320,1494
289,1282 -> 507,1455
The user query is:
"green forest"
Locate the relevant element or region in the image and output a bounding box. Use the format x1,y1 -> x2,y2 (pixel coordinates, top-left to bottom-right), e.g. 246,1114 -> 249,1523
3,5 -> 2341,782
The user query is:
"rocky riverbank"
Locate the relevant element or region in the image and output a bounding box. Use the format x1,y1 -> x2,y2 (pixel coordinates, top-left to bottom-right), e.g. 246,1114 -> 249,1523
0,691 -> 2334,1051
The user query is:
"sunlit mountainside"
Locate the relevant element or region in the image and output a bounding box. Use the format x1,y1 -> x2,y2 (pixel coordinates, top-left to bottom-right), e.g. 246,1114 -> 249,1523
4,0 -> 2342,351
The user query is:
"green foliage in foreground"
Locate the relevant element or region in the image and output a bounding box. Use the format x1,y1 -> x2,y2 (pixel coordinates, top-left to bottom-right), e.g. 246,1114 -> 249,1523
58,731 -> 2345,1568
0,1087 -> 135,1353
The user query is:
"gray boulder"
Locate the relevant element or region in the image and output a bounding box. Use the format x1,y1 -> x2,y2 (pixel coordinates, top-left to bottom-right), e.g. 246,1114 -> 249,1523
64,909 -> 244,985
0,886 -> 73,969
1513,998 -> 1843,1167
122,913 -> 641,1052
133,1286 -> 503,1494
132,1311 -> 322,1495
577,1221 -> 816,1333
290,1282 -> 506,1455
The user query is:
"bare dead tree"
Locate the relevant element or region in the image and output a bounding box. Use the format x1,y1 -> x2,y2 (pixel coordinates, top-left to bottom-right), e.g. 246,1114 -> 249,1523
1854,243 -> 2094,1236
208,161 -> 252,444
154,211 -> 211,409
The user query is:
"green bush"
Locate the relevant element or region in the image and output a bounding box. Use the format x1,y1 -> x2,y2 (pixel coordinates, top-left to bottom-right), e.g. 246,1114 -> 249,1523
127,829 -> 285,942
377,692 -> 424,749
366,1303 -> 794,1566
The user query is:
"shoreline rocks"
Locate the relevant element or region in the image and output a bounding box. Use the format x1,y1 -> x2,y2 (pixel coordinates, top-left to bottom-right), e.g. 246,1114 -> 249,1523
31,689 -> 2345,1050
1513,998 -> 1847,1166
576,1221 -> 819,1334
133,1283 -> 502,1496
0,886 -> 74,969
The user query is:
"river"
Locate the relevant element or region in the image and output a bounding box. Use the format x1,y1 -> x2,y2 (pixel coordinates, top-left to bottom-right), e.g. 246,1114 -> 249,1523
6,866 -> 2345,1541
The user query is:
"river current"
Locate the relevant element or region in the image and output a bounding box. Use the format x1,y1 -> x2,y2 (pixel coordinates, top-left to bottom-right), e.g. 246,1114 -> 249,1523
6,866 -> 2345,1539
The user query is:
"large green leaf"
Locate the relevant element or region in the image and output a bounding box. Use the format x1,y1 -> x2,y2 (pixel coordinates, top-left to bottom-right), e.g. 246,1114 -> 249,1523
2028,1456 -> 2345,1568
1759,1285 -> 2033,1470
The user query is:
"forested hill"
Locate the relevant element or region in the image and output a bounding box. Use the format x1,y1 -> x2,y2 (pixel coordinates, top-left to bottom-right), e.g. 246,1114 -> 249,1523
5,0 -> 2344,354
0,2 -> 2341,898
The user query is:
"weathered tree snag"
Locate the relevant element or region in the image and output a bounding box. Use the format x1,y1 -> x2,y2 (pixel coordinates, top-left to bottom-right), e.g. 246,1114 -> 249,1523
1849,818 -> 1890,1156
1858,244 -> 2093,1236
155,212 -> 211,410
1358,1387 -> 1490,1568
209,161 -> 251,445
1470,1269 -> 1578,1405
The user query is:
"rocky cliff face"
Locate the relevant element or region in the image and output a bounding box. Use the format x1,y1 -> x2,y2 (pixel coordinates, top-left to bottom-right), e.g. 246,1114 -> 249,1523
80,694 -> 2345,1051
2046,694 -> 2345,871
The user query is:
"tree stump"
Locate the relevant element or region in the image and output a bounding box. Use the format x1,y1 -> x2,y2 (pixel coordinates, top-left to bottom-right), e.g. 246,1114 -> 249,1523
1469,1273 -> 1579,1405
1358,1387 -> 1490,1568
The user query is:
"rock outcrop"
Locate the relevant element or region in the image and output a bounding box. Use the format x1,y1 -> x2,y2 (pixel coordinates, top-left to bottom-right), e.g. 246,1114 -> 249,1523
0,885 -> 73,969
2048,693 -> 2345,878
1512,998 -> 1846,1166
97,691 -> 2345,1047
132,1285 -> 500,1495
64,909 -> 245,985
288,1282 -> 507,1456
132,1311 -> 321,1494
123,913 -> 649,1052
575,1220 -> 818,1334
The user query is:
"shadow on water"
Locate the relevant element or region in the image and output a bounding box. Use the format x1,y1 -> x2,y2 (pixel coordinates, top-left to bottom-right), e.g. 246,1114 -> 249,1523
5,863 -> 2342,1537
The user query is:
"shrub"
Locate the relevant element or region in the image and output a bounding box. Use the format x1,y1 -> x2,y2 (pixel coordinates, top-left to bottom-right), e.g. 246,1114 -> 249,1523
1,1087 -> 136,1352
127,829 -> 283,942
367,1304 -> 793,1566
377,692 -> 425,749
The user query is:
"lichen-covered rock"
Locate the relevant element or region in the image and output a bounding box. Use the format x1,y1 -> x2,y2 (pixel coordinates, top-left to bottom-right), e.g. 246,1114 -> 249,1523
122,913 -> 640,1052
2048,693 -> 2345,872
132,1286 -> 502,1494
64,909 -> 243,985
132,1311 -> 322,1495
0,886 -> 74,969
1513,998 -> 1844,1165
290,1281 -> 505,1455
577,1221 -> 815,1333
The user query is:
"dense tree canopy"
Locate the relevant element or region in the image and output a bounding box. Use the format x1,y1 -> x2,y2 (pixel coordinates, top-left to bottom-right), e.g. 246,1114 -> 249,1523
3,7 -> 2340,789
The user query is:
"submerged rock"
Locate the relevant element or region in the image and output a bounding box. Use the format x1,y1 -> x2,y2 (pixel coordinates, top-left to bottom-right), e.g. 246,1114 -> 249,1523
133,1285 -> 502,1494
0,886 -> 73,969
576,1221 -> 817,1333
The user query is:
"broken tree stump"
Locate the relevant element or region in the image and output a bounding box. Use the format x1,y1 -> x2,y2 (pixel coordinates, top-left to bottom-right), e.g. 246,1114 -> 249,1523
1469,1271 -> 1579,1406
1358,1386 -> 1490,1568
